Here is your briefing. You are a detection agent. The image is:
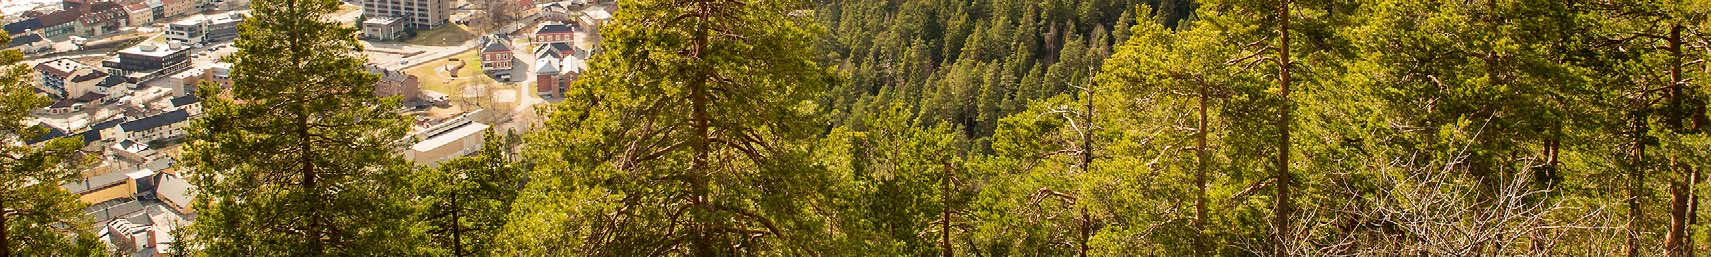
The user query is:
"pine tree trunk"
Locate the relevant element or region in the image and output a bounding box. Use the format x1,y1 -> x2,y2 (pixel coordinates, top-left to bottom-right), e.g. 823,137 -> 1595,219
1670,169 -> 1688,257
942,163 -> 953,257
688,0 -> 714,254
1196,85 -> 1209,257
1664,23 -> 1689,257
1079,70 -> 1095,257
1631,106 -> 1647,257
2,190 -> 8,257
1273,0 -> 1293,254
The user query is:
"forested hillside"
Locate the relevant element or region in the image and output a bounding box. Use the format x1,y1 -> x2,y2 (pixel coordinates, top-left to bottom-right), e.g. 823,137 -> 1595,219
132,0 -> 1709,254
812,0 -> 1194,145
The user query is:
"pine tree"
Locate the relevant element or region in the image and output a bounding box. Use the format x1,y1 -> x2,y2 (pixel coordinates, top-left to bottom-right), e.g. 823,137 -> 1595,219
500,0 -> 836,254
0,31 -> 104,257
413,130 -> 522,256
180,0 -> 418,253
814,104 -> 966,256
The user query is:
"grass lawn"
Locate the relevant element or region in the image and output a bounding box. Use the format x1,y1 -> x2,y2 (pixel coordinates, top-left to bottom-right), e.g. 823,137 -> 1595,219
405,49 -> 500,96
335,4 -> 361,26
405,24 -> 477,46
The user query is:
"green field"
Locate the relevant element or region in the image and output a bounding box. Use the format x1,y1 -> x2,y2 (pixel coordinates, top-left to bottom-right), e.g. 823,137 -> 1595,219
404,24 -> 477,46
405,49 -> 498,96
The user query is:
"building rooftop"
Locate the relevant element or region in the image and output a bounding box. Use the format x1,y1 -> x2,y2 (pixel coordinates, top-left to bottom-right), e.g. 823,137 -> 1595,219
410,122 -> 488,153
78,118 -> 123,144
119,43 -> 186,58
37,58 -> 87,77
119,109 -> 189,132
562,55 -> 587,73
62,170 -> 129,195
26,124 -> 69,144
535,57 -> 558,74
535,42 -> 573,59
74,92 -> 106,102
7,33 -> 44,48
170,17 -> 204,27
4,19 -> 43,35
584,8 -> 612,20
482,37 -> 511,52
536,23 -> 574,34
169,95 -> 199,107
70,70 -> 108,82
156,174 -> 193,211
364,16 -> 401,26
97,74 -> 127,88
36,10 -> 82,28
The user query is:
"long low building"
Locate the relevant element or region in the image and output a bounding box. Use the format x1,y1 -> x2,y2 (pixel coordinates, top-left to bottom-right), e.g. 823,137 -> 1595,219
119,109 -> 190,144
405,121 -> 488,167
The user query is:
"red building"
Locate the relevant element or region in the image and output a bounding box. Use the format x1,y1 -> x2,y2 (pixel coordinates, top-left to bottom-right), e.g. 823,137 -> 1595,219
531,22 -> 574,45
479,34 -> 514,81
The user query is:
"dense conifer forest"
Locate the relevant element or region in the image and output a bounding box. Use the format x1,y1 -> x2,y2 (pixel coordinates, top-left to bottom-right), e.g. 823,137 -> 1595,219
1,0 -> 1708,255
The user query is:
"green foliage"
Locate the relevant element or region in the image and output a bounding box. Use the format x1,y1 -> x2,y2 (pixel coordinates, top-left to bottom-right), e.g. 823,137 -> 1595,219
499,0 -> 837,254
814,104 -> 967,255
812,0 -> 1168,144
410,130 -> 522,257
180,0 -> 421,254
150,0 -> 1711,255
0,28 -> 103,256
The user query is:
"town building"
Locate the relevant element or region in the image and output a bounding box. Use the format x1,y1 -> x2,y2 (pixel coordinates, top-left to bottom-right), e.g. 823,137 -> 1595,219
478,34 -> 514,81
74,2 -> 127,36
531,22 -> 574,45
161,0 -> 193,19
63,169 -> 133,205
4,10 -> 81,39
124,3 -> 154,27
168,94 -> 201,115
164,64 -> 230,97
367,64 -> 421,104
580,7 -> 611,32
5,32 -> 53,54
118,109 -> 189,143
204,12 -> 243,42
35,58 -> 108,99
165,19 -> 204,45
166,11 -> 246,45
405,120 -> 488,167
538,2 -> 571,22
155,173 -> 194,215
361,17 -> 404,41
103,43 -> 191,83
532,42 -> 585,98
110,140 -> 155,163
147,0 -> 165,20
360,0 -> 448,29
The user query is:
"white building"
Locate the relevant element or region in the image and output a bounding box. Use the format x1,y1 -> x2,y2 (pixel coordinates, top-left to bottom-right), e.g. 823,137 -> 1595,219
361,17 -> 405,41
361,0 -> 448,29
165,11 -> 247,45
405,121 -> 488,167
118,109 -> 190,143
165,19 -> 205,45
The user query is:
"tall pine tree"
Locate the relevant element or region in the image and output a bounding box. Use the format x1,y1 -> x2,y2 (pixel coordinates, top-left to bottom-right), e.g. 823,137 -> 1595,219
0,30 -> 104,257
180,0 -> 418,253
499,0 -> 837,254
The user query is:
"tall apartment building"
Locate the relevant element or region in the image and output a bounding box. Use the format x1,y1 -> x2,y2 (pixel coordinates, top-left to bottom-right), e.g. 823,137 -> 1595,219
361,0 -> 448,29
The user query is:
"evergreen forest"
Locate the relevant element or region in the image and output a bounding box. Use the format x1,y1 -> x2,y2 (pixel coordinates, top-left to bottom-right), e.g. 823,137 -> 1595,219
1,0 -> 1709,255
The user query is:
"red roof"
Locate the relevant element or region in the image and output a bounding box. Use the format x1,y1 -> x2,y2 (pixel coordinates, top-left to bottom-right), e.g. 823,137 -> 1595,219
37,10 -> 82,27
